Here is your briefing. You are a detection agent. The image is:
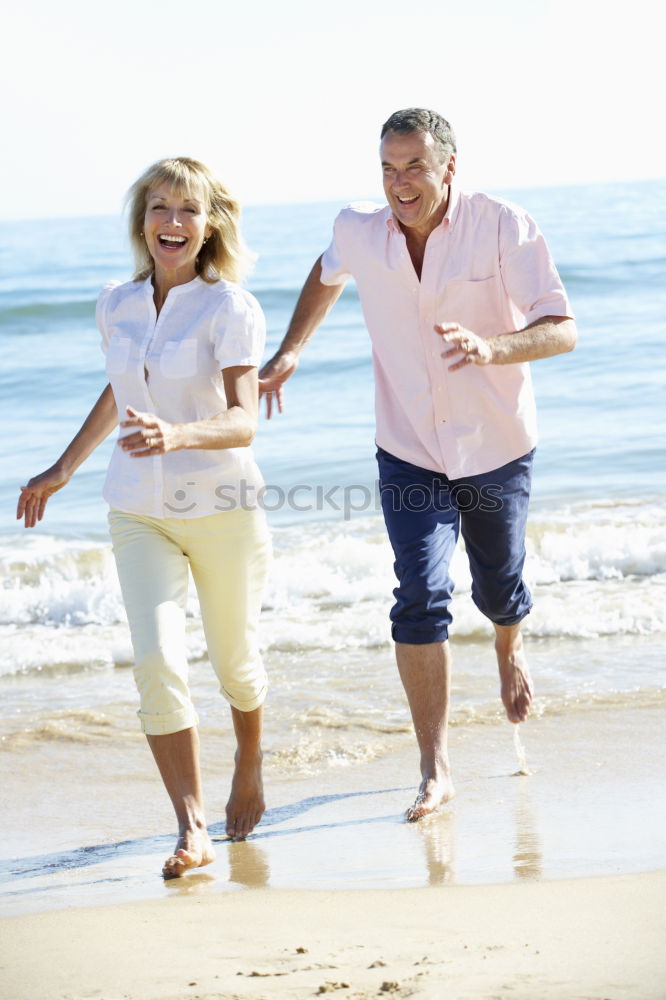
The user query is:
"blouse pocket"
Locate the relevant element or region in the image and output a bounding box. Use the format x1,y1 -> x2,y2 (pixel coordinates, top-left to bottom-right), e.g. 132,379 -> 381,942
159,339 -> 198,378
105,337 -> 132,375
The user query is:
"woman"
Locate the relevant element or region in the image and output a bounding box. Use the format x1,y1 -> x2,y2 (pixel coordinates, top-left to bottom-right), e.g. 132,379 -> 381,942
17,157 -> 271,878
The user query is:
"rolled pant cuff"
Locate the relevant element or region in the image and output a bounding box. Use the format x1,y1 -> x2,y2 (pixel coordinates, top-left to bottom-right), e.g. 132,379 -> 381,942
487,605 -> 533,627
138,706 -> 199,736
391,623 -> 449,645
223,681 -> 268,713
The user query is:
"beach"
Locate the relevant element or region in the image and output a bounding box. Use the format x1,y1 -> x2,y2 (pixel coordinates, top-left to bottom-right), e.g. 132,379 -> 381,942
1,182 -> 665,997
2,673 -> 666,997
3,698 -> 666,999
4,873 -> 666,999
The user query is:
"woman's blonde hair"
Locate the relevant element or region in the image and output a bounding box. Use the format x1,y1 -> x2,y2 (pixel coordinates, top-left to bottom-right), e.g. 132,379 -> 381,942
126,157 -> 253,284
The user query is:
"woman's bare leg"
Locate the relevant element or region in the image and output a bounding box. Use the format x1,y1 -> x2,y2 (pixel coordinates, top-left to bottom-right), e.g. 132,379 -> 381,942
146,726 -> 215,878
226,705 -> 265,840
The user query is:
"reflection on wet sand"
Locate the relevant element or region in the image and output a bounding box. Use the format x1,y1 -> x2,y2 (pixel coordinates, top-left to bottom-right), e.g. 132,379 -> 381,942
227,840 -> 271,888
417,810 -> 457,885
512,779 -> 543,881
163,839 -> 272,890
164,871 -> 216,896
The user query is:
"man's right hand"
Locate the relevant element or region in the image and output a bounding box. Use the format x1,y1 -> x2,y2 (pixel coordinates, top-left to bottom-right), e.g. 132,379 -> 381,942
258,350 -> 299,419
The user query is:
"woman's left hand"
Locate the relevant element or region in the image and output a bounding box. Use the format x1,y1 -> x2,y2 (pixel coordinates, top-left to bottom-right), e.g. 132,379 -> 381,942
118,406 -> 181,457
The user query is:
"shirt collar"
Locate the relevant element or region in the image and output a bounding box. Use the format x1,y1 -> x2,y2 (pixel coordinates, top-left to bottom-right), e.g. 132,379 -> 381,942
143,274 -> 202,297
386,184 -> 460,235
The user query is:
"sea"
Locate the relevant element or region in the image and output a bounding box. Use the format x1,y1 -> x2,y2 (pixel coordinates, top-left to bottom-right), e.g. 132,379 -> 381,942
1,180 -> 665,905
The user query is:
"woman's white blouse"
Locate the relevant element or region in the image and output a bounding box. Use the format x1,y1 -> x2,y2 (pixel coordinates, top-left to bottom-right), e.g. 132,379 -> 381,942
96,275 -> 265,519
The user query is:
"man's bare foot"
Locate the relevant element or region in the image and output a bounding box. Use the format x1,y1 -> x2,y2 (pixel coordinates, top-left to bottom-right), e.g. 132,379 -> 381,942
495,629 -> 533,723
225,752 -> 265,840
162,825 -> 216,879
406,768 -> 455,822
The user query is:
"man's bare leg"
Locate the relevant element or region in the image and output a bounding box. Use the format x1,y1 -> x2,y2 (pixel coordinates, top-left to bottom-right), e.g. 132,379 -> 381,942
395,640 -> 455,821
226,705 -> 265,840
494,623 -> 533,723
146,727 -> 215,879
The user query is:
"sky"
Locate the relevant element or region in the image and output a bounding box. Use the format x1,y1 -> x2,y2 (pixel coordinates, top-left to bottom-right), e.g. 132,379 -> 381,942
1,0 -> 663,220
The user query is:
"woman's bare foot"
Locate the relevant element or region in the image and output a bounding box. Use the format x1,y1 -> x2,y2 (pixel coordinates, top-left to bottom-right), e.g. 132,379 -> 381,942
495,626 -> 533,723
225,751 -> 265,840
406,766 -> 456,822
163,825 -> 216,879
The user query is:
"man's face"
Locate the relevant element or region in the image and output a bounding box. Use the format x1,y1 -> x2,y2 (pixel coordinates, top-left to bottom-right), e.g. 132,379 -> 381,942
380,130 -> 456,238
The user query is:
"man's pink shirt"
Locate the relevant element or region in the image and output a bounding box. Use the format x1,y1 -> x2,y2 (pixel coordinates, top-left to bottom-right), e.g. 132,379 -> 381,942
320,187 -> 574,479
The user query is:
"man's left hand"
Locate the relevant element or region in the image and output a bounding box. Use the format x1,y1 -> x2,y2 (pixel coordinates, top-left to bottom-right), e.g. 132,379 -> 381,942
436,323 -> 493,371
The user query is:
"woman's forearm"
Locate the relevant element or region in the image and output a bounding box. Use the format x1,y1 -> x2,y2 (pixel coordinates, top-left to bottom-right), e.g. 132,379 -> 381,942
171,406 -> 256,451
18,383 -> 118,527
58,383 -> 118,475
172,365 -> 258,450
118,366 -> 259,458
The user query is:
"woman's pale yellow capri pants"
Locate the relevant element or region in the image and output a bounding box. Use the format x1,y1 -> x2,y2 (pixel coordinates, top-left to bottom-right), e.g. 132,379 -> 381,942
108,508 -> 271,736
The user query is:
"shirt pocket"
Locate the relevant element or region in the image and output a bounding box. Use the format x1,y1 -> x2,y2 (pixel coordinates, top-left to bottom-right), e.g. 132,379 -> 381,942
441,274 -> 502,337
105,337 -> 132,375
159,339 -> 198,378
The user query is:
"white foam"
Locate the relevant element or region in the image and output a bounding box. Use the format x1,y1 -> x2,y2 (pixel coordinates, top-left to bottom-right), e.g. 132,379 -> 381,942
527,500 -> 666,583
2,498 -> 666,676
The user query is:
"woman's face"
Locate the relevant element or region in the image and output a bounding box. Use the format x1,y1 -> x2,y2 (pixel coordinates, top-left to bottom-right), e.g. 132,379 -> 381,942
143,182 -> 212,284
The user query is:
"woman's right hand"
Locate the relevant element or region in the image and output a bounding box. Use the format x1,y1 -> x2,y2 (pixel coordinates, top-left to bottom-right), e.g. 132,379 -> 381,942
17,464 -> 71,528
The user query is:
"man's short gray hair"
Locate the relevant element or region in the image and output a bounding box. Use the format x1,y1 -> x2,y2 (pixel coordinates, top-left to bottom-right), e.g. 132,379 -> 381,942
380,108 -> 457,160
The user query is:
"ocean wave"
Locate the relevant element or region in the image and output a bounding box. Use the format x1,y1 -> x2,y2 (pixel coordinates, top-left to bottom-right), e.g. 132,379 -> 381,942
0,538 -> 125,628
266,736 -> 389,773
2,498 -> 666,675
4,686 -> 663,763
559,256 -> 666,289
250,282 -> 358,300
526,499 -> 666,582
0,299 -> 95,323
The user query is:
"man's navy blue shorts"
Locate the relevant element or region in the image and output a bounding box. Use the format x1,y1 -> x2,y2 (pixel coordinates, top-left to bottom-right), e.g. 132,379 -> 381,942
377,446 -> 534,645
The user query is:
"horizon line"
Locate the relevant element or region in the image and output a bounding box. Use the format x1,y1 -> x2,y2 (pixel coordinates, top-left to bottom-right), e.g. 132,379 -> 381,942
1,175 -> 665,225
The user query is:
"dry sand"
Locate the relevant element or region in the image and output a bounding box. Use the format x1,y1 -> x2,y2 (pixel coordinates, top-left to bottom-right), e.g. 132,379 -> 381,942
2,871 -> 665,999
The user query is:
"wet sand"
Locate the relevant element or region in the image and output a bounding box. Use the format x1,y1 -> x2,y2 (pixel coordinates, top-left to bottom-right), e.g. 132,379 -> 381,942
3,699 -> 666,903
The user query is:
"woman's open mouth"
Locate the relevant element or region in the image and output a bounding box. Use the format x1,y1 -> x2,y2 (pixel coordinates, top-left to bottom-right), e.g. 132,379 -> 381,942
158,234 -> 188,249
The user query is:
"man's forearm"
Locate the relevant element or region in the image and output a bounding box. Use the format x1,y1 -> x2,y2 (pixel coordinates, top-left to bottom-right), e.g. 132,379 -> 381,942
278,256 -> 344,356
259,256 -> 346,413
489,316 -> 577,364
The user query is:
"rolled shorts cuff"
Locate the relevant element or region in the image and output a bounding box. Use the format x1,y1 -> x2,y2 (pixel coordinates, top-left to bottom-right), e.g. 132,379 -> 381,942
391,622 -> 449,645
222,681 -> 268,713
138,705 -> 199,736
488,604 -> 533,628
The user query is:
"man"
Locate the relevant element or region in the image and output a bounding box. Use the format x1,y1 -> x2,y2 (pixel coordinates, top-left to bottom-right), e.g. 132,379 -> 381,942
259,108 -> 576,821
